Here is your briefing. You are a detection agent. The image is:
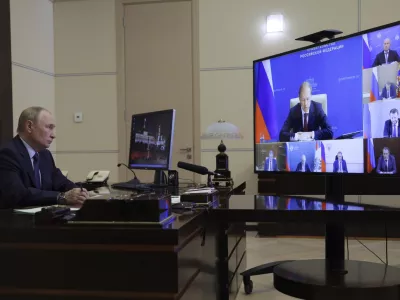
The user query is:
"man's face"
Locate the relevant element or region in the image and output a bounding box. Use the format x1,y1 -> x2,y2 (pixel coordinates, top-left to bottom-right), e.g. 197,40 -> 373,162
28,110 -> 56,150
337,152 -> 342,160
390,113 -> 398,125
384,39 -> 390,51
301,155 -> 306,163
299,87 -> 312,113
383,149 -> 389,160
269,151 -> 273,159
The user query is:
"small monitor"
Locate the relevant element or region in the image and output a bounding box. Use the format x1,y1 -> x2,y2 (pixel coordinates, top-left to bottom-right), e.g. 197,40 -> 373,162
128,109 -> 176,170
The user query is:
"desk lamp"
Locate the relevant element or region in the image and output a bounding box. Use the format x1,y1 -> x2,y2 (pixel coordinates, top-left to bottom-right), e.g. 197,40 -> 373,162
201,120 -> 243,181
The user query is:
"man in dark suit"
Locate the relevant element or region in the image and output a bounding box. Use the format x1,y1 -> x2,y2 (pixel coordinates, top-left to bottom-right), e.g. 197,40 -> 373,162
264,150 -> 278,171
381,81 -> 397,99
296,154 -> 311,172
372,38 -> 400,67
376,147 -> 397,174
0,107 -> 89,209
333,151 -> 348,173
279,81 -> 333,142
383,108 -> 400,138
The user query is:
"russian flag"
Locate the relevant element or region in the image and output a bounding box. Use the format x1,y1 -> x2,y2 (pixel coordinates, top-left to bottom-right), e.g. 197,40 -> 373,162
363,104 -> 371,138
285,142 -> 291,171
314,141 -> 326,172
362,34 -> 371,69
370,67 -> 380,102
255,60 -> 279,142
397,68 -> 400,97
367,138 -> 376,173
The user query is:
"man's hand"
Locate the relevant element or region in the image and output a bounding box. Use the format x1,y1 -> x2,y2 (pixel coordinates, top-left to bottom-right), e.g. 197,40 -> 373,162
64,188 -> 89,205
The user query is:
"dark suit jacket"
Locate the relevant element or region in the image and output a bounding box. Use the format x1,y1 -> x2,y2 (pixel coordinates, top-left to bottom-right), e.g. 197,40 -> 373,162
376,155 -> 397,174
372,50 -> 400,67
0,136 -> 77,208
264,158 -> 278,171
381,84 -> 397,99
279,101 -> 333,142
333,159 -> 348,173
383,119 -> 400,137
296,162 -> 311,172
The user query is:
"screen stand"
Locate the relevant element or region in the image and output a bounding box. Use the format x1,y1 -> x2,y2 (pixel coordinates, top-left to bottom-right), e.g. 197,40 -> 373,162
324,175 -> 346,275
153,170 -> 167,185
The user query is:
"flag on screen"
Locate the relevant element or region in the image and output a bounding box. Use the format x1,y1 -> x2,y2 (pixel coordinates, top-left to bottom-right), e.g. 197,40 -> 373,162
362,34 -> 371,69
314,141 -> 326,172
255,60 -> 279,142
363,104 -> 371,138
397,68 -> 400,97
367,138 -> 376,173
285,143 -> 291,171
370,67 -> 380,102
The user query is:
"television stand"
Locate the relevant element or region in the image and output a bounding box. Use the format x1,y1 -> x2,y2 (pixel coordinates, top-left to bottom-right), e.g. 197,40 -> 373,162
325,174 -> 345,272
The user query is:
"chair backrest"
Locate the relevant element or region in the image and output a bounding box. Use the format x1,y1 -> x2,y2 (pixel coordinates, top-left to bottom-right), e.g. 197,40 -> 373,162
61,170 -> 68,178
290,94 -> 328,115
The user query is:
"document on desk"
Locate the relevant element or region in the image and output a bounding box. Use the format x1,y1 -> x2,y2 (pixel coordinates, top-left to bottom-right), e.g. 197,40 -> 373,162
183,188 -> 217,194
14,207 -> 80,214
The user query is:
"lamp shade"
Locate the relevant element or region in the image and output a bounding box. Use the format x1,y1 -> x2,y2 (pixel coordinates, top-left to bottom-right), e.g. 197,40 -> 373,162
201,120 -> 243,140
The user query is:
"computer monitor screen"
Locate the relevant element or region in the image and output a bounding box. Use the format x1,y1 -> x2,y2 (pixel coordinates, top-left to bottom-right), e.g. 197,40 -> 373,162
128,109 -> 176,170
254,21 -> 400,175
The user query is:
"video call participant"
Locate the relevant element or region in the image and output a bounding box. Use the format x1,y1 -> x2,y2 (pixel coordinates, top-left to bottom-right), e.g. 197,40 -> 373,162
296,154 -> 311,172
372,38 -> 400,67
376,147 -> 397,174
0,107 -> 89,209
333,151 -> 348,173
383,108 -> 400,138
264,150 -> 278,171
279,82 -> 333,142
381,81 -> 397,99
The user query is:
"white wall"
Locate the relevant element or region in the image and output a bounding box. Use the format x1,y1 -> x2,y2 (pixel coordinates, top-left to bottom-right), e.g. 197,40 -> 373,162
10,0 -> 56,151
53,0 -> 119,182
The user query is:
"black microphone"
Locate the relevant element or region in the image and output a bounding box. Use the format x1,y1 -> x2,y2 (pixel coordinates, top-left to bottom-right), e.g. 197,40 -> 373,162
117,163 -> 138,180
177,161 -> 223,176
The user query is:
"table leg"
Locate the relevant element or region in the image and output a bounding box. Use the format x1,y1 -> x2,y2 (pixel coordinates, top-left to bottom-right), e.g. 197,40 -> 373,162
325,222 -> 347,276
216,222 -> 229,300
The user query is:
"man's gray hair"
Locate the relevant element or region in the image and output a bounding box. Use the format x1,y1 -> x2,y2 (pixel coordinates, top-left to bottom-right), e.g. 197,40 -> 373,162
17,106 -> 48,133
299,81 -> 312,97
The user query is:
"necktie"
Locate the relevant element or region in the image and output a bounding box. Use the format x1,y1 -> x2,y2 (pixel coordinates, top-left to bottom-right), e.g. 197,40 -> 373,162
339,161 -> 342,172
32,153 -> 41,189
388,89 -> 391,98
393,125 -> 397,137
269,160 -> 272,171
303,113 -> 309,131
385,160 -> 388,172
385,52 -> 388,64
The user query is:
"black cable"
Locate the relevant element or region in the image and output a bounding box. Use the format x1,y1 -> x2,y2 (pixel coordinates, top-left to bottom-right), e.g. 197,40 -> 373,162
346,235 -> 349,260
354,237 -> 386,264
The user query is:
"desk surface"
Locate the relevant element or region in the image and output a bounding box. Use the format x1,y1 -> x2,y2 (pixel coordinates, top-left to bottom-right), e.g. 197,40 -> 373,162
212,194 -> 400,224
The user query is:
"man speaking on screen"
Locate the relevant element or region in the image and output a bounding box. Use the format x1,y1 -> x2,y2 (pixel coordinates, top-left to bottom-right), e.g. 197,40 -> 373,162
279,82 -> 333,142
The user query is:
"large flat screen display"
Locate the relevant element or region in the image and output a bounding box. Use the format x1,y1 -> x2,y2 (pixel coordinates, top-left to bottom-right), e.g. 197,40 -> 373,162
254,21 -> 400,175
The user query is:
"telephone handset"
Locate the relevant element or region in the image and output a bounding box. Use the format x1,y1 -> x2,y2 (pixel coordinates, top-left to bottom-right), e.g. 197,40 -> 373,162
86,170 -> 110,184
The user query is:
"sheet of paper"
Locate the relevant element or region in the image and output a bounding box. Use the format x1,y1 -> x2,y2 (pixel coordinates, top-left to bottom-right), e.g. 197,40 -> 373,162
171,196 -> 181,204
14,206 -> 80,214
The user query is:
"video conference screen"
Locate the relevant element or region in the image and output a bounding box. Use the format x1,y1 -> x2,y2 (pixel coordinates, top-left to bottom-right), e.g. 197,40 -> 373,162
254,22 -> 400,175
129,109 -> 175,169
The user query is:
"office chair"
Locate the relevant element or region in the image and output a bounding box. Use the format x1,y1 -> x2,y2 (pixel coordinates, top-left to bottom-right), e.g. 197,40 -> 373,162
290,93 -> 328,115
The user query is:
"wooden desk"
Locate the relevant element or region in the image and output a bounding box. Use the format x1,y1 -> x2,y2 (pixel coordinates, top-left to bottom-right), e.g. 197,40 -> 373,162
0,186 -> 246,300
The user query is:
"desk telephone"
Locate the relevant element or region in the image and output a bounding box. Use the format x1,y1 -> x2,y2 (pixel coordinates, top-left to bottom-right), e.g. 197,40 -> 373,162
86,170 -> 110,184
